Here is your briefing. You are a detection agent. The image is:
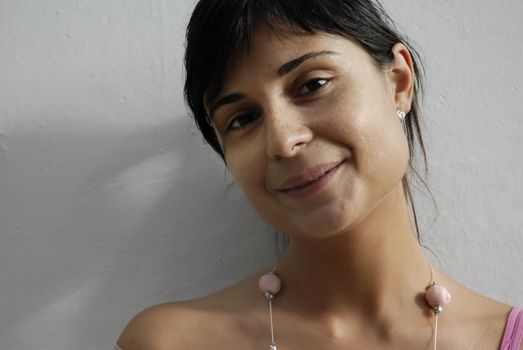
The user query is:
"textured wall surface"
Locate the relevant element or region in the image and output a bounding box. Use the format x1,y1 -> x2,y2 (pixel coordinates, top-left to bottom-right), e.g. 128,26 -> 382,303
0,1 -> 521,349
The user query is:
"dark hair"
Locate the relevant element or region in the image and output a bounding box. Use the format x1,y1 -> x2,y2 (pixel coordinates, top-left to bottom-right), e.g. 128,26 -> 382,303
184,0 -> 438,253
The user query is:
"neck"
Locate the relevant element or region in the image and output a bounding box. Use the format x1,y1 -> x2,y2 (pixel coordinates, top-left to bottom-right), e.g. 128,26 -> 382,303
274,183 -> 434,334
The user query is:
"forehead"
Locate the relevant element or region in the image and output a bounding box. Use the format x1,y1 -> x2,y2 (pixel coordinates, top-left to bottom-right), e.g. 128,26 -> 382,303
223,22 -> 369,83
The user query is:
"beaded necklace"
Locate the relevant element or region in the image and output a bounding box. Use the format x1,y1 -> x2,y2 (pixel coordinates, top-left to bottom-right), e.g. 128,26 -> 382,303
258,263 -> 451,350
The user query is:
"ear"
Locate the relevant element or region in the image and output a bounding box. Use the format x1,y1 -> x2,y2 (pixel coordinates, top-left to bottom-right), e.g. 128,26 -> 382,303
386,43 -> 414,112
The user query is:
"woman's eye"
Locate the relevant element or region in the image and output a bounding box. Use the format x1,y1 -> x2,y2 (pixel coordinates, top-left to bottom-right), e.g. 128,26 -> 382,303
227,112 -> 259,132
298,78 -> 329,96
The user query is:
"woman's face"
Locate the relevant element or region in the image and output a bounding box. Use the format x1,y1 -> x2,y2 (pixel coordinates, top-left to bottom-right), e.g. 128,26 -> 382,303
206,23 -> 413,238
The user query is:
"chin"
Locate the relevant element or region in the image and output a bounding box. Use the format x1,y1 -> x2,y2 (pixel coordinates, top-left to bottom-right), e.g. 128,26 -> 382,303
290,206 -> 355,239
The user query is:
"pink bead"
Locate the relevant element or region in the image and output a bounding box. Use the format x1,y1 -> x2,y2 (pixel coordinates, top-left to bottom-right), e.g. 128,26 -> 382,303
258,273 -> 281,295
425,284 -> 451,307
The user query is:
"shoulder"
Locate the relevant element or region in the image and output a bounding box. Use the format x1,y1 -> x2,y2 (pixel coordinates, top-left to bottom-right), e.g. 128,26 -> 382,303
116,301 -> 201,350
482,304 -> 523,350
115,280 -> 267,350
115,303 -> 185,350
441,277 -> 516,350
115,265 -> 279,349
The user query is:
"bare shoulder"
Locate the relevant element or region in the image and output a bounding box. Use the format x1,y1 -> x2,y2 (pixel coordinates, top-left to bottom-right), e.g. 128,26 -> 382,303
116,267 -> 271,350
450,281 -> 515,349
116,301 -> 201,350
433,272 -> 517,350
478,302 -> 521,350
116,298 -> 237,349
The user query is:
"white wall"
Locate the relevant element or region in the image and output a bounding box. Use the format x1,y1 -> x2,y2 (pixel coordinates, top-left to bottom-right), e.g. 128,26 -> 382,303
0,1 -> 521,349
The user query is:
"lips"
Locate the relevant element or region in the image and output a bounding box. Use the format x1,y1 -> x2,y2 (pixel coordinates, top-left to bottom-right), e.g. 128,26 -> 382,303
277,160 -> 345,191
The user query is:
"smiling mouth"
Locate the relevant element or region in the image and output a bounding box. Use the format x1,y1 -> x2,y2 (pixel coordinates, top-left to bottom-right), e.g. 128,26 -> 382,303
280,160 -> 345,192
289,181 -> 315,190
286,177 -> 322,191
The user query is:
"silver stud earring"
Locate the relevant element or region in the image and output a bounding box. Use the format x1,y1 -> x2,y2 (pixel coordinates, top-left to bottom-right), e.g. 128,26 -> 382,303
396,108 -> 406,120
397,108 -> 408,135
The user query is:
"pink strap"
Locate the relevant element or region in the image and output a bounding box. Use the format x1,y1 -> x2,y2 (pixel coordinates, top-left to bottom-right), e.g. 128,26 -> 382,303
500,307 -> 523,350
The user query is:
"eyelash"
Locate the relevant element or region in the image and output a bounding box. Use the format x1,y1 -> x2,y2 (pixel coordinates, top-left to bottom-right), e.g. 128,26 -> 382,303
297,78 -> 329,96
225,78 -> 330,132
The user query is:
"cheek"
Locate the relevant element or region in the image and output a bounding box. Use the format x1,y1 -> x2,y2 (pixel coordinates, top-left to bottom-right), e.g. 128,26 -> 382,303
226,148 -> 266,194
361,84 -> 409,174
358,113 -> 410,187
321,83 -> 408,181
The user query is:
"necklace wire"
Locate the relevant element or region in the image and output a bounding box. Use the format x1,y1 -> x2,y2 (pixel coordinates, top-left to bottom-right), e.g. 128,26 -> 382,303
263,262 -> 445,350
269,296 -> 275,347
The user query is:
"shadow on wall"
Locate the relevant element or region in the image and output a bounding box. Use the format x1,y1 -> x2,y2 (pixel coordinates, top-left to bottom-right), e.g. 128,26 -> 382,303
4,112 -> 276,349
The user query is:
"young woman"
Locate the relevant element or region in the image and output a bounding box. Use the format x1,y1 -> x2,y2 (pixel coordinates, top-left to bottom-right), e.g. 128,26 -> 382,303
115,1 -> 522,349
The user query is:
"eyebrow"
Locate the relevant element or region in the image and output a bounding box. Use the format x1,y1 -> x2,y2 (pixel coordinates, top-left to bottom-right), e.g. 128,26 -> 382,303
277,50 -> 337,76
208,50 -> 338,119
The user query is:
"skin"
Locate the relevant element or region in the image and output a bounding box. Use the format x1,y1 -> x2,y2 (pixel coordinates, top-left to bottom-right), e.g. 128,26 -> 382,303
117,22 -> 516,350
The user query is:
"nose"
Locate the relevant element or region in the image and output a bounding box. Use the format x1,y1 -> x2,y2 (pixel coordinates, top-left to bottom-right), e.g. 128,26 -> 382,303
264,104 -> 313,160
